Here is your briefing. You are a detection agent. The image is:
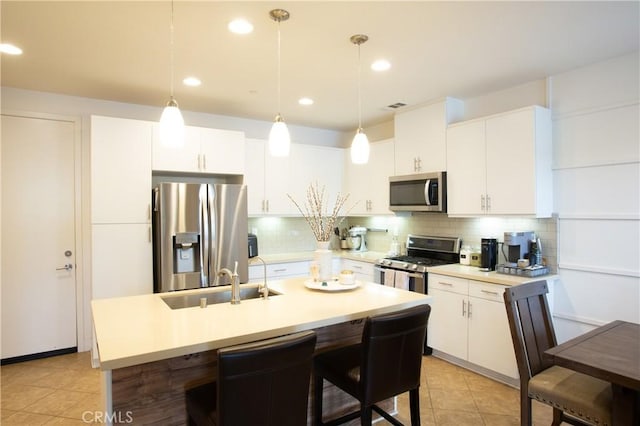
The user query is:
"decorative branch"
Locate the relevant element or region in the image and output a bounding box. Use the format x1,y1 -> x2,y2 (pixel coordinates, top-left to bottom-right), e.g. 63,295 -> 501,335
288,182 -> 354,242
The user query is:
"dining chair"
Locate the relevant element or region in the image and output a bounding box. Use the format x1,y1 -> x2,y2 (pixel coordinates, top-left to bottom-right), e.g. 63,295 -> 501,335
313,304 -> 430,426
185,330 -> 317,426
503,280 -> 612,426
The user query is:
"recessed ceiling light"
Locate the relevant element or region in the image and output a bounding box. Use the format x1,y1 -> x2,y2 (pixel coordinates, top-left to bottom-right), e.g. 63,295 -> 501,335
228,19 -> 254,35
0,43 -> 23,55
298,97 -> 314,106
183,77 -> 201,87
371,59 -> 391,72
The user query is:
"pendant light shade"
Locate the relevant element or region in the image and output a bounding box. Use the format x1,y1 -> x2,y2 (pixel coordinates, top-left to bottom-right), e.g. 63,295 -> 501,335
268,9 -> 291,157
351,128 -> 370,165
350,34 -> 370,164
160,0 -> 185,147
269,114 -> 291,157
160,97 -> 185,147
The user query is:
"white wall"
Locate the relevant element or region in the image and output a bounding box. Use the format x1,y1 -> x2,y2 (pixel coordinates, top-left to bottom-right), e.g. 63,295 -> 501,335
0,87 -> 344,147
549,52 -> 640,341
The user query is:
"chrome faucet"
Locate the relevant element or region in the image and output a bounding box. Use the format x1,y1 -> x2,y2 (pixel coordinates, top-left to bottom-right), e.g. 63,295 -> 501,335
218,261 -> 240,304
254,256 -> 269,299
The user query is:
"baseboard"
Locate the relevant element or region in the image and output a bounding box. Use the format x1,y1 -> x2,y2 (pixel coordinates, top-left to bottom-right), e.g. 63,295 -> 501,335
1,347 -> 77,365
431,350 -> 520,388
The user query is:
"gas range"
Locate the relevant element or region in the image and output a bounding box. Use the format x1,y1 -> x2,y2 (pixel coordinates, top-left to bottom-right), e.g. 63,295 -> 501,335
376,235 -> 461,273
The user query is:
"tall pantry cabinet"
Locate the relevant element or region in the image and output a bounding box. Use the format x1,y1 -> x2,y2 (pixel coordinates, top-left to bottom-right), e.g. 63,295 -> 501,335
90,116 -> 153,299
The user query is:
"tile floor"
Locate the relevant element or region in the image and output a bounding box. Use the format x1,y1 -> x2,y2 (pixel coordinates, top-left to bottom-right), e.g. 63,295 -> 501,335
0,351 -> 559,425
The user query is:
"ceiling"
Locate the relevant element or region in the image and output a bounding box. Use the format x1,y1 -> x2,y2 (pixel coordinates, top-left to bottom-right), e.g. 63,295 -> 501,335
1,1 -> 638,132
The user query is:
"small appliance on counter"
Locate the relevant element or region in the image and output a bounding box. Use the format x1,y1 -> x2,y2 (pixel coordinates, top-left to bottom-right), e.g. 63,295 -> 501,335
248,233 -> 258,258
503,231 -> 535,264
480,238 -> 498,271
348,226 -> 368,252
496,232 -> 549,277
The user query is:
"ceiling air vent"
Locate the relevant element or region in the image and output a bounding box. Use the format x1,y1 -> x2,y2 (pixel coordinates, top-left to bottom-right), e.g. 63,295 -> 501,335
385,102 -> 407,111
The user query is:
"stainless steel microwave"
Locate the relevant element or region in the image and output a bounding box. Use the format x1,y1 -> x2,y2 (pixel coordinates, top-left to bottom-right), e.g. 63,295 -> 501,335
389,172 -> 447,212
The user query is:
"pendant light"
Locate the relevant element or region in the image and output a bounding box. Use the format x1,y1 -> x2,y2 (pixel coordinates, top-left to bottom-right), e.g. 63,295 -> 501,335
350,34 -> 370,165
268,9 -> 291,157
159,0 -> 185,147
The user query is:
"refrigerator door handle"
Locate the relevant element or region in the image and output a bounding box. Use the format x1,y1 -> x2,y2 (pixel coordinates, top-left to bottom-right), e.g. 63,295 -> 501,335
199,185 -> 209,287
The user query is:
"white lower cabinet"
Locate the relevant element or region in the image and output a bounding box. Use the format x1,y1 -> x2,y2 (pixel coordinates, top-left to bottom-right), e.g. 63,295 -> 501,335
249,261 -> 310,281
91,224 -> 153,299
428,273 -> 518,381
341,259 -> 375,282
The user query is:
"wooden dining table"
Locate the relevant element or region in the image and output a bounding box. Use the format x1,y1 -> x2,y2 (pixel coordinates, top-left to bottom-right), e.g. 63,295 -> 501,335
545,320 -> 640,426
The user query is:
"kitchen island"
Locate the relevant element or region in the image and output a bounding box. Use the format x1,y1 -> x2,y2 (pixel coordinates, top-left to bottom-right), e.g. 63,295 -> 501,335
92,278 -> 431,425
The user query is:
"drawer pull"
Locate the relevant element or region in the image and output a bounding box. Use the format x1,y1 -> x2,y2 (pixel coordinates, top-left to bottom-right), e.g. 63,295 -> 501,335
481,289 -> 499,296
439,282 -> 454,286
273,268 -> 286,273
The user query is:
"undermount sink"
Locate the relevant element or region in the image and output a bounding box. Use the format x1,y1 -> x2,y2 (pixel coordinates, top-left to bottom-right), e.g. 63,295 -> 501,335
161,286 -> 280,310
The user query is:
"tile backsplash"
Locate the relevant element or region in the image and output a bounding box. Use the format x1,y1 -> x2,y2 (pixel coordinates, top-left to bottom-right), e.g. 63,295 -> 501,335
248,214 -> 558,272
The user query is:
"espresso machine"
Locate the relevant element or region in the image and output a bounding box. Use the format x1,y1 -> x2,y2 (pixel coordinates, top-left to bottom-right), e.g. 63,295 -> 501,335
348,226 -> 368,252
503,231 -> 535,264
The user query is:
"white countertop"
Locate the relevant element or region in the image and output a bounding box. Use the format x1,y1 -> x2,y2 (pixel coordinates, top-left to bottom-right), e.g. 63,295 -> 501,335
427,263 -> 558,286
91,278 -> 431,371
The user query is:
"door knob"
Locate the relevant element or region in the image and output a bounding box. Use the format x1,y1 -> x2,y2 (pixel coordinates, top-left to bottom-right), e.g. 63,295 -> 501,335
56,263 -> 73,271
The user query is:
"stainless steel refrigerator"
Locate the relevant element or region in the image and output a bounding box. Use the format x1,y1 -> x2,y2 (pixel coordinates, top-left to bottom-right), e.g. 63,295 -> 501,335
152,182 -> 248,292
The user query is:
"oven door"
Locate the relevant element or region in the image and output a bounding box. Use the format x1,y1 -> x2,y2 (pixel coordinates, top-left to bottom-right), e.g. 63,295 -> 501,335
373,265 -> 432,355
373,266 -> 426,294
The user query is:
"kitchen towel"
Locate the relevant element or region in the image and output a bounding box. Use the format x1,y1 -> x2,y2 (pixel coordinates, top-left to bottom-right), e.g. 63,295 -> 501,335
395,271 -> 410,291
384,269 -> 396,287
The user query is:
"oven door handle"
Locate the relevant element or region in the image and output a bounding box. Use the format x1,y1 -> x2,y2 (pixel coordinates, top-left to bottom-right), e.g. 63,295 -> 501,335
374,266 -> 424,279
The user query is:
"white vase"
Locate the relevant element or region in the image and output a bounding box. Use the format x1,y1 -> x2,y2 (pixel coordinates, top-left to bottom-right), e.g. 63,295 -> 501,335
314,241 -> 333,281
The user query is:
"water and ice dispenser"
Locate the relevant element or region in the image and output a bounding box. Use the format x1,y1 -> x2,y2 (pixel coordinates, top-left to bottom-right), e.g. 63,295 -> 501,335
173,232 -> 201,274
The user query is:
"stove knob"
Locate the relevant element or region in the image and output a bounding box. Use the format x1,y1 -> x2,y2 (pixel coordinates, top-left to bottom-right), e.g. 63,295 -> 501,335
411,264 -> 418,271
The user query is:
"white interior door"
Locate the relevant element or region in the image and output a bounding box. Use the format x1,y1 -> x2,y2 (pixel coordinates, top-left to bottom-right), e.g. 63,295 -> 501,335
1,114 -> 77,359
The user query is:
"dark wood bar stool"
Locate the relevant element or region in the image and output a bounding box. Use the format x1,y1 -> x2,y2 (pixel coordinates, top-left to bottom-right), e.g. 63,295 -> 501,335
186,330 -> 316,426
313,304 -> 431,426
504,280 -> 612,426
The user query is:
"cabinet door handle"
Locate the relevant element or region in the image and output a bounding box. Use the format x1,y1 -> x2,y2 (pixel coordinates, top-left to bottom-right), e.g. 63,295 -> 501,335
462,300 -> 466,317
468,300 -> 472,318
266,200 -> 269,212
197,154 -> 201,170
486,195 -> 491,211
481,194 -> 486,211
148,226 -> 152,243
202,154 -> 207,170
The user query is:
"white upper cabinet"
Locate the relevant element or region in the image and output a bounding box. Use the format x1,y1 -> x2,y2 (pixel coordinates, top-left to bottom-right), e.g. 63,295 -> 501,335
345,139 -> 394,215
152,125 -> 245,174
446,106 -> 552,217
245,138 -> 294,216
394,97 -> 464,175
245,140 -> 345,216
290,144 -> 345,214
91,115 -> 152,224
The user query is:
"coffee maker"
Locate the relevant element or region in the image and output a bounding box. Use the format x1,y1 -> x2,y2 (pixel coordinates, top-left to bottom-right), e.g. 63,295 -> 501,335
480,238 -> 498,271
503,231 -> 534,264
